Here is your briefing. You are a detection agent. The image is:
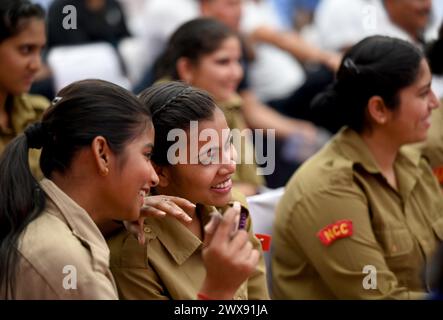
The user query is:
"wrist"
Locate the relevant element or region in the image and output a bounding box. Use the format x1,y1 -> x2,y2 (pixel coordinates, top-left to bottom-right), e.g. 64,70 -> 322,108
199,277 -> 236,300
197,292 -> 213,300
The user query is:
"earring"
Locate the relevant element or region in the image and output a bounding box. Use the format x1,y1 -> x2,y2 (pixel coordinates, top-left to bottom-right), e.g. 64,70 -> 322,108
100,167 -> 109,176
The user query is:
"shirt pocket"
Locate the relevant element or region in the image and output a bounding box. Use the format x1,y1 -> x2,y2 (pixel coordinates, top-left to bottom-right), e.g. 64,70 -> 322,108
373,227 -> 414,258
373,227 -> 415,283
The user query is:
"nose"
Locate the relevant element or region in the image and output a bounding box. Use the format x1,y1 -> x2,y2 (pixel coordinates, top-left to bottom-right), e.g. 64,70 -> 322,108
29,54 -> 42,72
148,162 -> 160,187
429,89 -> 440,110
218,144 -> 237,176
232,60 -> 244,83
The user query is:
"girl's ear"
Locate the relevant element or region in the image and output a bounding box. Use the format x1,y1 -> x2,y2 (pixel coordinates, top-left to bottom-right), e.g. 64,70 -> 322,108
153,163 -> 171,187
91,136 -> 112,177
367,96 -> 391,125
177,57 -> 195,84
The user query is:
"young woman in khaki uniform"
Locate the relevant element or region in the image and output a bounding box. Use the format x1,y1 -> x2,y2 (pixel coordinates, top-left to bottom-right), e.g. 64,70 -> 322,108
107,82 -> 269,300
152,18 -> 266,196
272,36 -> 442,299
0,1 -> 49,177
0,79 -> 261,299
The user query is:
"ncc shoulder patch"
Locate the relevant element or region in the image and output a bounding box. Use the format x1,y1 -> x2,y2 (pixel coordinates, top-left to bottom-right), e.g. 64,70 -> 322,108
433,166 -> 443,185
317,220 -> 353,246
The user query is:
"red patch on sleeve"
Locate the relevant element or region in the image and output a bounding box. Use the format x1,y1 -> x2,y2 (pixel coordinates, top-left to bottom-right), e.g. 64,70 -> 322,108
255,233 -> 272,252
433,166 -> 443,185
317,220 -> 353,246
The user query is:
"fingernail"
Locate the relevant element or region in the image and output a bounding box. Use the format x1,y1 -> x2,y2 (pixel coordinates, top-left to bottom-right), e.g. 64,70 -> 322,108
233,201 -> 241,212
204,218 -> 214,233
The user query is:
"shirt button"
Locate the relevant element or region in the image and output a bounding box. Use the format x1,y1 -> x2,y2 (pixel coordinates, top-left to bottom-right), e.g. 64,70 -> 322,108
144,226 -> 151,233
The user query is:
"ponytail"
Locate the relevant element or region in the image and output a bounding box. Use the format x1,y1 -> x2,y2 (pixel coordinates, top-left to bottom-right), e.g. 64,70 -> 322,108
426,23 -> 443,75
311,36 -> 423,133
0,124 -> 46,298
1,79 -> 151,298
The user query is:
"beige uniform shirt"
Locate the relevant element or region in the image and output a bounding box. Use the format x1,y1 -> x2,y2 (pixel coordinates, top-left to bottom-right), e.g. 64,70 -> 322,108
272,127 -> 443,299
108,190 -> 269,300
0,94 -> 49,178
6,179 -> 118,299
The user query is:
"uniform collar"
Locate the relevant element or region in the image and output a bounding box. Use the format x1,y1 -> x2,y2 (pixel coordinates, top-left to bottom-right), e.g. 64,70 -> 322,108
334,127 -> 381,174
143,206 -> 209,266
144,192 -> 249,266
217,94 -> 243,111
40,178 -> 111,271
334,127 -> 424,199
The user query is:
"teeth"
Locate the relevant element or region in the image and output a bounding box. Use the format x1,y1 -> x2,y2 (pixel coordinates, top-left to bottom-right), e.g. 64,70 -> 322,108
213,179 -> 230,189
139,190 -> 146,197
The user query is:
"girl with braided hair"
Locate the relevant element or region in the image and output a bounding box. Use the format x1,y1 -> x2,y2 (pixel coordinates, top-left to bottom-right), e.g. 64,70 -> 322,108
0,0 -> 49,177
0,79 -> 261,299
107,81 -> 269,300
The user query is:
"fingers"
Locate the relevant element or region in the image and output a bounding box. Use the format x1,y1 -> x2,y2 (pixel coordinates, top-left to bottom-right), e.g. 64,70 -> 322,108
140,205 -> 167,217
167,196 -> 196,215
228,230 -> 250,254
246,249 -> 260,271
122,220 -> 146,245
137,218 -> 145,245
203,212 -> 222,248
209,205 -> 240,246
141,195 -> 193,223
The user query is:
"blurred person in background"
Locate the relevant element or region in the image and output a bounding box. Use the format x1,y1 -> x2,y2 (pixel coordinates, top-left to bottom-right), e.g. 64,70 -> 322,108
0,0 -> 49,177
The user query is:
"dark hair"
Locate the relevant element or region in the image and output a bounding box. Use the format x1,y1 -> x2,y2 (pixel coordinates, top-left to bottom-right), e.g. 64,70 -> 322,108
0,0 -> 45,43
426,23 -> 443,75
154,17 -> 236,81
139,81 -> 217,165
0,79 -> 151,298
311,36 -> 424,133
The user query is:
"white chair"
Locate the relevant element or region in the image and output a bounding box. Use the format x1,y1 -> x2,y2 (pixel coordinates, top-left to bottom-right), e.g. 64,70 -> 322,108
118,37 -> 150,85
247,187 -> 284,296
47,42 -> 132,92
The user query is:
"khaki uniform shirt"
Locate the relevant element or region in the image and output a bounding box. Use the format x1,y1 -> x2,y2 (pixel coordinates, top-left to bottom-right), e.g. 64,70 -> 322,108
108,189 -> 269,300
218,95 -> 265,188
272,127 -> 443,299
7,179 -> 118,299
0,94 -> 49,178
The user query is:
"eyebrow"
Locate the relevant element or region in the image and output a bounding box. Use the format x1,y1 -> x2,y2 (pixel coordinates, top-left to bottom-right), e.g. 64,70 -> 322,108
197,131 -> 232,157
144,143 -> 154,149
418,82 -> 432,91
